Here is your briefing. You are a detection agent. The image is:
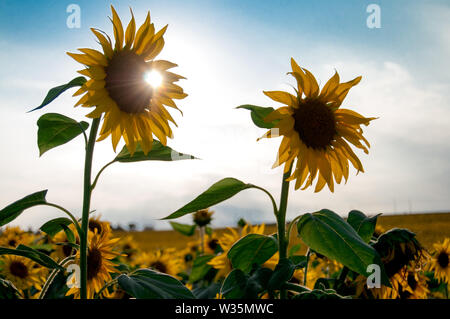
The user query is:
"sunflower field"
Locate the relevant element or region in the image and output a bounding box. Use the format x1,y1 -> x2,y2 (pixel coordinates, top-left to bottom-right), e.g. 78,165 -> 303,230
0,5 -> 449,301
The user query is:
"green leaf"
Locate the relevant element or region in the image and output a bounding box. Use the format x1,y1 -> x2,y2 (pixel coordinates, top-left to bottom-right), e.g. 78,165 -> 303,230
40,217 -> 73,237
0,279 -> 21,299
169,222 -> 196,237
221,267 -> 272,299
0,190 -> 48,227
268,258 -> 295,290
163,178 -> 256,220
117,268 -> 195,299
293,288 -> 351,299
61,224 -> 75,244
189,255 -> 214,283
29,76 -> 87,112
228,234 -> 278,273
288,243 -> 302,256
115,141 -> 198,162
289,255 -> 307,268
0,245 -> 62,269
236,104 -> 278,129
347,210 -> 380,243
296,209 -> 390,286
37,113 -> 89,156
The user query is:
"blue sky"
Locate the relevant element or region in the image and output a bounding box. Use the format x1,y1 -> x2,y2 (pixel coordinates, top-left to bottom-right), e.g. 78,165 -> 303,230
0,0 -> 449,230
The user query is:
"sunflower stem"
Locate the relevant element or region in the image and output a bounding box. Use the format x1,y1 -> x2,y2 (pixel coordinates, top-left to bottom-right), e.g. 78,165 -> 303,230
277,163 -> 292,299
80,117 -> 100,299
303,248 -> 311,286
91,160 -> 116,192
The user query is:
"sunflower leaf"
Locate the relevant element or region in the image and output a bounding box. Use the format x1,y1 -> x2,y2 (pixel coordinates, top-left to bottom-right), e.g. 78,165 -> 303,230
28,76 -> 87,112
0,279 -> 21,299
0,190 -> 48,227
37,113 -> 89,156
169,222 -> 196,237
236,104 -> 279,129
40,217 -> 73,237
115,141 -> 198,162
296,209 -> 390,286
117,268 -> 195,299
228,234 -> 278,273
162,178 -> 257,220
347,210 -> 381,243
0,245 -> 63,269
189,255 -> 215,283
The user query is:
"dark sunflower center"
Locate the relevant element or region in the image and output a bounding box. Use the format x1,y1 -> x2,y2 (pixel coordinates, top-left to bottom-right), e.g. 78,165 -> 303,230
150,261 -> 167,273
105,51 -> 153,114
10,261 -> 29,279
8,239 -> 16,247
293,99 -> 336,150
87,248 -> 103,280
63,243 -> 74,257
184,253 -> 193,262
88,220 -> 103,235
437,251 -> 449,268
407,274 -> 418,290
208,239 -> 219,251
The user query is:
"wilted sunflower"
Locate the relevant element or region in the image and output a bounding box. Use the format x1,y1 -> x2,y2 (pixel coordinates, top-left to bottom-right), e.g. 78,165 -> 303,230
260,58 -> 376,192
67,231 -> 121,299
0,255 -> 43,291
133,248 -> 183,278
208,224 -> 266,280
68,6 -> 187,155
427,238 -> 450,284
193,209 -> 214,227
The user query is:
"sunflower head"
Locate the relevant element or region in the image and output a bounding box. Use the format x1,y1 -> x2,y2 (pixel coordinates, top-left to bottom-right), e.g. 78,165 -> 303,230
427,238 -> 450,284
68,6 -> 187,155
193,209 -> 214,227
0,255 -> 43,291
259,58 -> 376,192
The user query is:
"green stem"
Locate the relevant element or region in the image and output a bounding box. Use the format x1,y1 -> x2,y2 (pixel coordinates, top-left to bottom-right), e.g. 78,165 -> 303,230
303,249 -> 311,286
252,185 -> 278,218
79,117 -> 100,299
44,203 -> 82,236
277,163 -> 292,299
91,160 -> 115,191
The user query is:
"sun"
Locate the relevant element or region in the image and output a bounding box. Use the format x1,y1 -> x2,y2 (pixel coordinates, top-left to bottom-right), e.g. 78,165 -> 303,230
144,70 -> 163,88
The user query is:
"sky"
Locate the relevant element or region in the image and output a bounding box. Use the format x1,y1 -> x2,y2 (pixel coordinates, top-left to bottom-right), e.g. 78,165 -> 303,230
0,0 -> 449,231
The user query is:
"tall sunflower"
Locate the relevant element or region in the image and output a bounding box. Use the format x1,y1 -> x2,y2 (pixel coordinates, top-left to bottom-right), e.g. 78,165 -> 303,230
66,231 -> 121,299
132,248 -> 183,278
260,58 -> 376,192
68,6 -> 187,155
427,238 -> 450,284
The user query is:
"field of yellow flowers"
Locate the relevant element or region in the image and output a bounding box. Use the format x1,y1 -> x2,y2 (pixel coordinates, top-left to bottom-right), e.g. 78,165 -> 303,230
1,212 -> 449,299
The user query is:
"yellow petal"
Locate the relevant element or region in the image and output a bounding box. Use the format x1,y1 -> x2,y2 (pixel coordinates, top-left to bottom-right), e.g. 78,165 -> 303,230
110,5 -> 124,50
91,28 -> 114,59
124,8 -> 136,49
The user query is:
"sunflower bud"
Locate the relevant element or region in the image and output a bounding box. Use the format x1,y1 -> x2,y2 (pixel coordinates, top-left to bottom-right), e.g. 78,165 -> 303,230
193,209 -> 214,227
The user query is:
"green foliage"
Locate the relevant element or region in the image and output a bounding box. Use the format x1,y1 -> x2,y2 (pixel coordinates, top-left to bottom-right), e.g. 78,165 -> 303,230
29,76 -> 87,112
0,279 -> 21,299
163,178 -> 257,220
293,288 -> 351,299
268,258 -> 295,290
117,268 -> 195,299
40,217 -> 73,237
37,113 -> 89,156
0,190 -> 48,227
115,141 -> 198,163
347,210 -> 380,243
296,209 -> 390,286
169,222 -> 196,237
236,105 -> 279,128
0,245 -> 62,269
221,267 -> 272,299
189,255 -> 215,283
228,234 -> 278,273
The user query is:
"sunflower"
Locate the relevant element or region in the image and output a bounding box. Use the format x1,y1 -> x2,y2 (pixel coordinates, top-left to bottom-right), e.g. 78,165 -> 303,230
68,6 -> 187,155
51,224 -> 79,261
193,209 -> 214,227
66,231 -> 121,299
0,255 -> 43,291
133,248 -> 183,278
427,238 -> 450,284
203,234 -> 220,255
88,216 -> 112,238
117,235 -> 139,262
208,224 -> 266,280
0,226 -> 35,248
259,58 -> 376,192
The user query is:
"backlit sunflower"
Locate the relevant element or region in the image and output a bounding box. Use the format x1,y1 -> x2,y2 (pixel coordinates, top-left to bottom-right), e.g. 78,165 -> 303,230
133,248 -> 183,278
427,238 -> 450,284
208,224 -> 266,280
260,58 -> 376,192
66,231 -> 121,299
68,6 -> 187,155
0,255 -> 43,291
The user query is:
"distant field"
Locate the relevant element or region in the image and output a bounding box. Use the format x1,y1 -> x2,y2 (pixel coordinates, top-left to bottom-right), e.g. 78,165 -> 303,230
114,212 -> 450,254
